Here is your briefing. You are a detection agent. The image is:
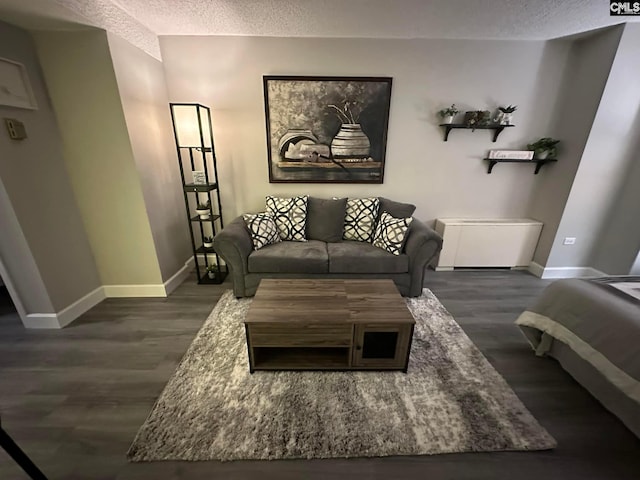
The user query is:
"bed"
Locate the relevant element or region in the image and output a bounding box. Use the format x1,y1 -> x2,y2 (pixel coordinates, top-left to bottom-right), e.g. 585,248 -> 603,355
516,276 -> 640,438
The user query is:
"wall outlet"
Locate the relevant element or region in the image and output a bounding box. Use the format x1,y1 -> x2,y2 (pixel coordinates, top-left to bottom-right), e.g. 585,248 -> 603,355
4,118 -> 27,140
563,237 -> 576,245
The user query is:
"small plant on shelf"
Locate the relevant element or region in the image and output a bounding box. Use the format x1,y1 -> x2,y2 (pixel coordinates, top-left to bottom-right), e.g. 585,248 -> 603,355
206,264 -> 219,279
195,201 -> 211,219
527,137 -> 560,159
496,105 -> 517,125
203,235 -> 214,248
438,104 -> 460,124
499,105 -> 518,114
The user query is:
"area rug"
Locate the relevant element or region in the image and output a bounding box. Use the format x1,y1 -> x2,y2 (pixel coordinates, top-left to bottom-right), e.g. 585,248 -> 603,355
127,289 -> 556,461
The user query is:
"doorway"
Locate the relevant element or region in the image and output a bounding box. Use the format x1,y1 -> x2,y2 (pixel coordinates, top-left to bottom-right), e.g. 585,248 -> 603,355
0,273 -> 20,325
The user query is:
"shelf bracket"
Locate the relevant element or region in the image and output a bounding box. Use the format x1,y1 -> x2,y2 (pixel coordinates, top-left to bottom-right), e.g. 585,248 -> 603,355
534,161 -> 547,174
443,125 -> 453,142
487,160 -> 498,174
492,127 -> 505,142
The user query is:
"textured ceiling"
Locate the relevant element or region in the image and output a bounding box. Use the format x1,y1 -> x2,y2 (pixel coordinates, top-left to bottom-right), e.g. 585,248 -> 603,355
0,0 -> 635,59
110,0 -> 631,40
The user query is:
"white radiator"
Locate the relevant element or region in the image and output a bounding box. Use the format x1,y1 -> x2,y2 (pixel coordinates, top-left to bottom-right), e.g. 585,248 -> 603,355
434,218 -> 543,271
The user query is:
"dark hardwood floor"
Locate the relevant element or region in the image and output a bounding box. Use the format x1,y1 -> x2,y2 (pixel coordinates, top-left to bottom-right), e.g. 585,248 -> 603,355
0,270 -> 638,479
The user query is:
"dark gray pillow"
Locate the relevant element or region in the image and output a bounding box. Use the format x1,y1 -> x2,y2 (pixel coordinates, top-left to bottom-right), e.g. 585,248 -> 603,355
377,197 -> 416,221
306,197 -> 347,242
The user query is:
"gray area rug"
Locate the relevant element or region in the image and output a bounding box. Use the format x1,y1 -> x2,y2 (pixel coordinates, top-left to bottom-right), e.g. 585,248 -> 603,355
128,289 -> 556,461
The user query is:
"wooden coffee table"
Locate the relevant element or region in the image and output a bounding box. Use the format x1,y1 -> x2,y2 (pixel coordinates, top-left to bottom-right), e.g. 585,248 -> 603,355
244,279 -> 415,372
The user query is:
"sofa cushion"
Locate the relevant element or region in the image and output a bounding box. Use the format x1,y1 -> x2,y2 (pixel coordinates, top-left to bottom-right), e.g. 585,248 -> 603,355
306,197 -> 347,242
328,240 -> 409,274
372,211 -> 413,255
265,195 -> 308,241
242,212 -> 281,250
248,240 -> 328,273
377,197 -> 416,221
342,197 -> 379,242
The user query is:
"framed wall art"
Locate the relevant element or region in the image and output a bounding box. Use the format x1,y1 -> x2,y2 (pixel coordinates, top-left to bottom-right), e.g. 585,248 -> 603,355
0,57 -> 37,110
263,76 -> 392,184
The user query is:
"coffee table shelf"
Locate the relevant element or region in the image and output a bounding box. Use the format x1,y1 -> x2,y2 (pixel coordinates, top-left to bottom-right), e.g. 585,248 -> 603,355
253,347 -> 350,370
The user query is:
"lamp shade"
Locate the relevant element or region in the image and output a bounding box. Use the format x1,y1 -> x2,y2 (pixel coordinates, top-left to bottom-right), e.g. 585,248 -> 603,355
171,104 -> 212,148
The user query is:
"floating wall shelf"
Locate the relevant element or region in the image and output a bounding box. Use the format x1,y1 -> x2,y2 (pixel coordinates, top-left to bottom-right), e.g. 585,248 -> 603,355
483,158 -> 557,174
440,123 -> 514,142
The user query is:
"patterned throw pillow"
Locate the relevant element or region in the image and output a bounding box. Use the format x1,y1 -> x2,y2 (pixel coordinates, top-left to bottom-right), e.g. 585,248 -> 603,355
372,211 -> 413,255
265,195 -> 308,241
242,213 -> 281,250
342,197 -> 380,242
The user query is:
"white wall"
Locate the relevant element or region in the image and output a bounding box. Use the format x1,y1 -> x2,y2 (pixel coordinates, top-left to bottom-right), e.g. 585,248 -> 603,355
34,29 -> 164,287
107,32 -> 192,282
585,24 -> 640,275
527,26 -> 623,267
159,36 -> 571,224
546,24 -> 640,272
0,20 -> 101,313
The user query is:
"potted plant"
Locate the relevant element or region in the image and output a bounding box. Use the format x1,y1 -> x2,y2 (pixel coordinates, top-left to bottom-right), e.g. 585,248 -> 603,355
195,202 -> 210,219
438,104 -> 459,124
206,264 -> 218,280
527,137 -> 560,159
497,105 -> 517,125
203,235 -> 214,248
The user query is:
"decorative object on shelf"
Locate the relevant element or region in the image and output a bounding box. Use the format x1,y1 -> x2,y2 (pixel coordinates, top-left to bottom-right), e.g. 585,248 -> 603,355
437,104 -> 459,124
527,137 -> 560,159
495,105 -> 517,125
463,110 -> 491,130
195,202 -> 211,219
170,102 -> 227,285
0,57 -> 37,110
263,76 -> 392,184
488,150 -> 534,160
206,264 -> 218,279
192,170 -> 206,185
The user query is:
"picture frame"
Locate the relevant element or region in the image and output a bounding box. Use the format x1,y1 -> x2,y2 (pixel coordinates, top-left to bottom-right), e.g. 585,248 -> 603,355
191,170 -> 207,185
263,76 -> 392,184
0,57 -> 37,110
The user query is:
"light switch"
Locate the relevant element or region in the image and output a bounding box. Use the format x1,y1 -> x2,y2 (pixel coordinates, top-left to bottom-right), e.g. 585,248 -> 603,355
4,118 -> 27,140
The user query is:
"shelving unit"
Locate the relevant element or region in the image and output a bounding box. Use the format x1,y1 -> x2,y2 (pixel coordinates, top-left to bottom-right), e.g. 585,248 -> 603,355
170,103 -> 228,285
439,123 -> 514,142
483,158 -> 557,174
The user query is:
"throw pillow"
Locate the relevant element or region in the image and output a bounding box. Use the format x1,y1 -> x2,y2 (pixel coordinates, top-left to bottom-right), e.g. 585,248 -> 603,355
342,197 -> 380,243
265,195 -> 308,241
372,211 -> 413,255
242,212 -> 281,250
306,197 -> 347,243
377,197 -> 416,222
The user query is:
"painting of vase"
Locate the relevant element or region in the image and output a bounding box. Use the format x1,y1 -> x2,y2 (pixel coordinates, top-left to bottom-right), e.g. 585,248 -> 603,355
263,76 -> 392,183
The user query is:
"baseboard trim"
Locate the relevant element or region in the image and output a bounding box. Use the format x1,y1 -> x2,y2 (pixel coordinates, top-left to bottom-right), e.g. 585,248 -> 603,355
20,259 -> 198,329
23,313 -> 60,329
57,286 -> 106,328
528,262 -> 606,279
164,257 -> 195,295
103,284 -> 167,297
528,262 -> 545,277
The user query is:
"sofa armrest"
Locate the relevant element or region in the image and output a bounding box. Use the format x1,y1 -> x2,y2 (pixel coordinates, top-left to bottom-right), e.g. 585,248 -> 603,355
404,219 -> 443,296
213,216 -> 253,296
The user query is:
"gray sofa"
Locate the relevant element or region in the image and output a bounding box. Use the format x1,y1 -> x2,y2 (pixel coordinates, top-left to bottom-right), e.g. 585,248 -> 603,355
213,197 -> 443,297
